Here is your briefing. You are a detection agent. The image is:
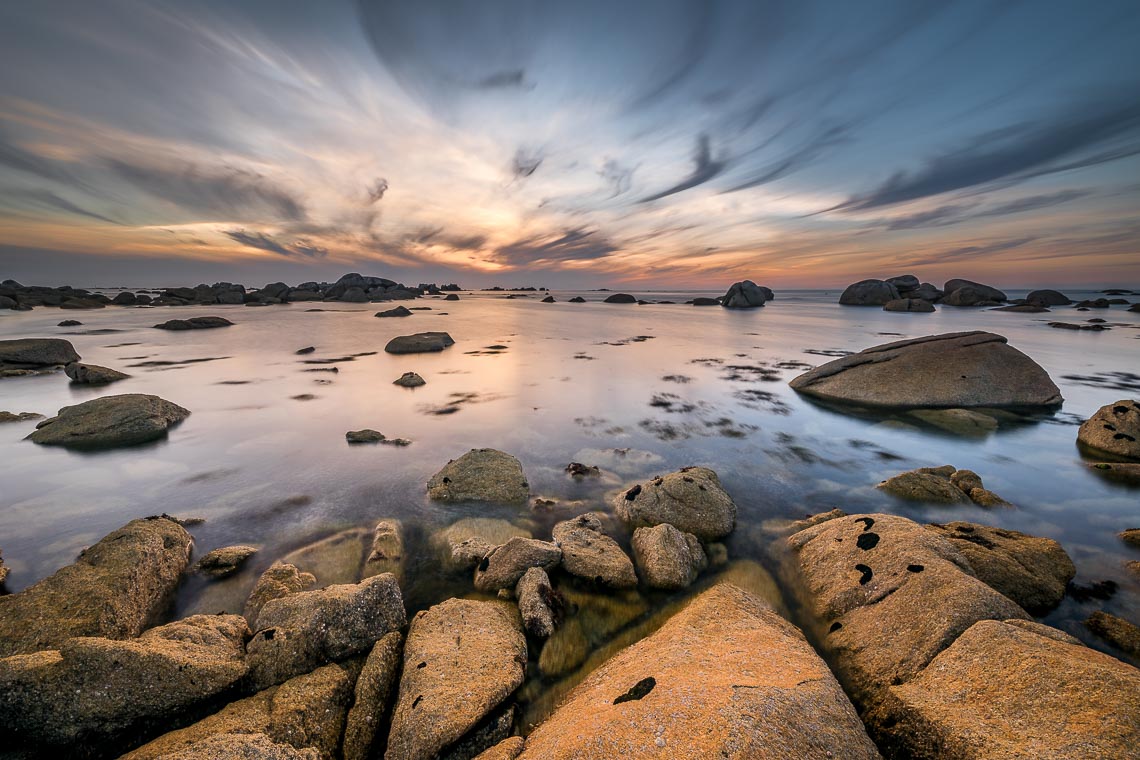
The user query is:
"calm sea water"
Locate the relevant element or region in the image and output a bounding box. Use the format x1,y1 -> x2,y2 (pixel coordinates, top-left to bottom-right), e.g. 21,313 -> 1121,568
1,288 -> 1138,657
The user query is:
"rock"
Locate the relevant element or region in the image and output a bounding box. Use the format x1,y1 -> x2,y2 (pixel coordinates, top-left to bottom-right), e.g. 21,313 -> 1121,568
565,462 -> 600,477
0,411 -> 42,423
346,429 -> 386,443
538,587 -> 649,678
279,528 -> 370,588
246,573 -> 406,690
384,332 -> 455,354
121,661 -> 359,760
1088,462 -> 1140,485
0,614 -> 249,747
1078,399 -> 1140,460
784,513 -> 1028,710
196,545 -> 259,579
631,524 -> 707,590
64,361 -> 129,384
908,408 -> 999,436
839,279 -> 900,305
1026,289 -> 1072,306
907,282 -> 943,301
386,599 -> 526,760
143,733 -> 321,759
445,293 -> 460,301
244,563 -> 317,624
343,633 -> 403,760
720,280 -> 769,308
0,337 -> 80,369
943,278 -> 1006,302
363,520 -> 404,580
474,737 -> 525,760
0,549 -> 7,585
614,467 -> 737,540
886,274 -> 920,291
874,618 -> 1140,758
57,319 -> 82,326
474,537 -> 562,591
427,448 -> 530,503
516,567 -> 560,638
432,518 -> 530,572
28,394 -> 190,449
376,306 -> 413,318
1120,528 -> 1140,548
553,514 -> 637,589
884,298 -> 935,312
925,522 -> 1074,613
878,465 -> 1010,507
602,293 -> 637,304
393,371 -> 425,387
992,303 -> 1049,312
568,296 -> 586,303
789,331 -> 1063,410
1086,611 -> 1140,659
519,584 -> 879,760
153,316 -> 234,330
541,295 -> 556,303
0,517 -> 191,657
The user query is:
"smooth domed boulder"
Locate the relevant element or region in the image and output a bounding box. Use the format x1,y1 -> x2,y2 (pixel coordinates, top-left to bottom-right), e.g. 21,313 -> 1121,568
518,583 -> 879,760
384,332 -> 455,354
195,545 -> 258,579
0,614 -> 249,748
614,467 -> 736,540
393,371 -> 425,387
64,361 -> 129,385
884,298 -> 935,313
568,296 -> 586,303
720,280 -> 769,308
906,282 -> 943,301
553,514 -> 637,589
886,274 -> 920,291
0,337 -> 80,369
376,306 -> 412,318
943,278 -> 1006,303
386,599 -> 526,760
873,619 -> 1140,758
1026,289 -> 1072,306
789,331 -> 1062,410
28,394 -> 190,449
121,661 -> 359,760
839,279 -> 900,305
541,295 -> 556,303
603,293 -> 636,304
246,574 -> 406,690
1078,400 -> 1140,460
244,563 -> 316,625
0,516 -> 191,657
153,316 -> 234,330
445,293 -> 460,301
631,523 -> 707,590
427,448 -> 530,504
926,522 -> 1075,613
343,633 -> 403,760
431,518 -> 530,571
473,537 -> 561,592
516,567 -> 559,638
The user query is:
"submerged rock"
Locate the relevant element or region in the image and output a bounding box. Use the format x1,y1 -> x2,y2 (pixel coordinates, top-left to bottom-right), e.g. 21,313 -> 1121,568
1087,461 -> 1140,485
614,466 -> 737,540
195,545 -> 259,579
153,316 -> 234,330
908,408 -> 999,436
789,331 -> 1062,410
0,411 -> 42,423
839,279 -> 900,305
519,583 -> 879,760
720,280 -> 770,308
1078,399 -> 1140,461
64,361 -> 129,385
384,332 -> 455,354
474,537 -> 562,592
28,393 -> 190,449
427,448 -> 530,503
346,429 -> 385,444
0,516 -> 191,657
393,371 -> 426,387
343,632 -> 403,760
279,528 -> 371,589
568,296 -> 586,303
553,513 -> 637,589
878,465 -> 1010,507
630,523 -> 707,590
516,567 -> 560,638
363,519 -> 404,580
431,518 -> 530,572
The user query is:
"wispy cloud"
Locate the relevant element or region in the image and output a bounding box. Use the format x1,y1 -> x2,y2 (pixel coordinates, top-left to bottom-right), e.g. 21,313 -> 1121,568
224,229 -> 327,258
640,134 -> 726,202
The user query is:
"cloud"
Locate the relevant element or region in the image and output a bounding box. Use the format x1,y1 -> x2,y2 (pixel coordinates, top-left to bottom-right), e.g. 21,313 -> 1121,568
511,148 -> 543,180
599,158 -> 635,197
0,133 -> 71,184
725,125 -> 849,192
223,229 -> 327,258
640,134 -> 726,202
876,189 -> 1090,230
15,189 -> 121,225
476,69 -> 528,89
494,227 -> 617,266
910,236 -> 1037,266
973,189 -> 1091,217
368,178 -> 389,202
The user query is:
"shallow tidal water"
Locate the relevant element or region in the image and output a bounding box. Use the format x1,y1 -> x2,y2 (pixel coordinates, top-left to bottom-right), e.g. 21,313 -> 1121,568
2,288 -> 1139,703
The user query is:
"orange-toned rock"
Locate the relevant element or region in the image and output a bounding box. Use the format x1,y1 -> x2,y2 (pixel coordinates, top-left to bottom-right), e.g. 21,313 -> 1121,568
473,737 -> 525,759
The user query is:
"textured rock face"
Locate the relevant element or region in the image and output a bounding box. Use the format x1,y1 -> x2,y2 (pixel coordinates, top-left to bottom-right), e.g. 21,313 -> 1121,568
0,615 -> 249,747
877,465 -> 979,505
148,734 -> 321,760
386,599 -> 527,760
943,278 -> 1007,302
343,633 -> 403,760
883,298 -> 935,312
1026,289 -> 1072,306
941,285 -> 1005,307
28,393 -> 191,449
614,467 -> 737,540
516,567 -> 559,638
720,280 -> 769,308
363,520 -> 405,580
121,661 -> 359,760
245,562 -> 317,624
279,528 -> 371,588
64,361 -> 129,384
926,522 -> 1075,613
473,737 -> 525,760
393,371 -> 425,387
196,545 -> 259,578
1086,611 -> 1140,659
789,331 -> 1063,410
384,332 -> 455,354
519,583 -> 880,760
552,513 -> 637,588
246,574 -> 406,690
427,448 -> 530,503
0,516 -> 191,657
630,523 -> 707,589
0,337 -> 80,368
874,619 -> 1140,759
839,279 -> 900,305
1078,399 -> 1140,460
474,537 -> 562,591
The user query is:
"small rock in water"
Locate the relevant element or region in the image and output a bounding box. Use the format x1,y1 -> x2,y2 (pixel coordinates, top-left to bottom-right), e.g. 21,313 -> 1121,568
153,316 -> 234,330
1120,529 -> 1140,548
0,411 -> 43,423
195,545 -> 259,579
295,346 -> 316,354
615,467 -> 737,540
603,293 -> 636,304
565,462 -> 600,477
427,448 -> 529,503
346,429 -> 385,444
883,298 -> 934,313
58,320 -> 83,327
375,305 -> 412,318
393,371 -> 425,387
1078,400 -> 1140,461
877,465 -> 1011,507
541,295 -> 556,303
631,523 -> 708,589
64,361 -> 129,385
384,331 -> 455,354
553,513 -> 637,589
28,394 -> 190,449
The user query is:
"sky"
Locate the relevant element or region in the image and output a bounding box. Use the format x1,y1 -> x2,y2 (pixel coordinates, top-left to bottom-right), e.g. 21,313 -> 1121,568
1,0 -> 1138,289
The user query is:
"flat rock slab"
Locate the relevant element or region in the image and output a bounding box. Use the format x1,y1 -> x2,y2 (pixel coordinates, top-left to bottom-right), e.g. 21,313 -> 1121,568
427,448 -> 530,504
154,316 -> 234,330
384,332 -> 455,354
519,583 -> 880,760
0,337 -> 80,368
376,306 -> 413,317
28,393 -> 190,449
0,516 -> 191,657
614,466 -> 737,540
789,331 -> 1062,410
65,361 -> 129,385
386,599 -> 526,760
1078,399 -> 1140,461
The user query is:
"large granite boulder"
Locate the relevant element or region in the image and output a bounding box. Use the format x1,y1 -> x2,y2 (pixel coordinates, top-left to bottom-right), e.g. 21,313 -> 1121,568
614,467 -> 737,540
386,599 -> 526,760
552,513 -> 637,589
427,448 -> 530,504
0,337 -> 80,371
883,298 -> 934,313
0,516 -> 191,657
603,293 -> 636,304
0,615 -> 249,748
64,361 -> 129,385
28,394 -> 190,449
1026,289 -> 1072,306
943,278 -> 1006,304
839,279 -> 900,305
720,280 -> 770,308
518,583 -> 879,759
789,331 -> 1062,410
886,274 -> 920,291
384,332 -> 455,354
1078,400 -> 1140,460
631,523 -> 707,589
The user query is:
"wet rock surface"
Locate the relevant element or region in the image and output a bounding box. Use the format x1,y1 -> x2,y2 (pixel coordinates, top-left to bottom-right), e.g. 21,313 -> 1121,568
1078,399 -> 1140,460
394,371 -> 426,387
614,467 -> 737,540
195,544 -> 259,579
427,448 -> 530,503
474,537 -> 562,591
28,393 -> 191,449
553,513 -> 637,588
384,332 -> 455,354
432,518 -> 531,571
279,528 -> 371,588
630,523 -> 707,589
343,632 -> 403,760
877,465 -> 1010,507
0,337 -> 81,370
516,567 -> 560,638
64,361 -> 130,384
245,562 -> 317,624
1085,610 -> 1140,660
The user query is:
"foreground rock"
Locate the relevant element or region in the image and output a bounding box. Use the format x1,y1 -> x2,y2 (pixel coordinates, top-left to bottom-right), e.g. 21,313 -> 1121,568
393,371 -> 425,387
122,660 -> 360,760
384,332 -> 455,354
0,516 -> 191,657
195,545 -> 259,579
839,279 -> 900,305
516,567 -> 559,638
427,448 -> 530,503
519,583 -> 879,760
386,599 -> 526,760
0,615 -> 249,748
244,563 -> 316,624
246,574 -> 406,689
720,280 -> 771,308
343,633 -> 403,760
473,537 -> 562,591
614,467 -> 736,540
631,523 -> 707,589
140,733 -> 320,759
154,316 -> 234,330
789,331 -> 1062,410
0,337 -> 80,374
926,522 -> 1075,613
28,393 -> 190,449
1078,399 -> 1140,460
553,513 -> 637,589
878,465 -> 1010,507
64,361 -> 129,384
